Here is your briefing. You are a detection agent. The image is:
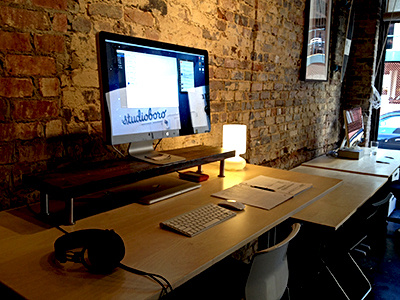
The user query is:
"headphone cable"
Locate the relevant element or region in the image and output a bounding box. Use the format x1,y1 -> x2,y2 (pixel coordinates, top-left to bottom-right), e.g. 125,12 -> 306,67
118,263 -> 173,298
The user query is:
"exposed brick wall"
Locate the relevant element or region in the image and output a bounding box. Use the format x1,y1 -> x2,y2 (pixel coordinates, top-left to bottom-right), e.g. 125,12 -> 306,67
341,0 -> 384,144
0,0 -> 373,211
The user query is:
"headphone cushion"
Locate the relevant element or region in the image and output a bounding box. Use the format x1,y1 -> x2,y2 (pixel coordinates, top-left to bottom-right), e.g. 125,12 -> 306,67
86,230 -> 125,272
54,229 -> 125,273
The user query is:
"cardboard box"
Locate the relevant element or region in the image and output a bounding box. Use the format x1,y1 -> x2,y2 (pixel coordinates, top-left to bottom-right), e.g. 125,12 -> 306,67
337,148 -> 364,160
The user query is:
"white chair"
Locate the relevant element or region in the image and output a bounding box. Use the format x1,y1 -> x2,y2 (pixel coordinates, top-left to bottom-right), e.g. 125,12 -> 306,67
245,223 -> 301,300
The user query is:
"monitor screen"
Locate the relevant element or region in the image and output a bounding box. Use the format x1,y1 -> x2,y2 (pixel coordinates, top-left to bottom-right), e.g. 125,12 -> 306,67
96,31 -> 211,161
343,107 -> 364,148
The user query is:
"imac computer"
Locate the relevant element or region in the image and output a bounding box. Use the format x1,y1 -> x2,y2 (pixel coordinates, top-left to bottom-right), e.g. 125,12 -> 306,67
97,31 -> 211,165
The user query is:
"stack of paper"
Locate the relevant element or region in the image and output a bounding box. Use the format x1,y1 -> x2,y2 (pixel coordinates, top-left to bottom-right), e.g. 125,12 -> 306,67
212,175 -> 313,210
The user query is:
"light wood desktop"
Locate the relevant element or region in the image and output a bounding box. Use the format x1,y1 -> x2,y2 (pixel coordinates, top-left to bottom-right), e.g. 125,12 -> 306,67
292,148 -> 400,230
291,166 -> 387,230
302,149 -> 400,178
0,163 -> 341,300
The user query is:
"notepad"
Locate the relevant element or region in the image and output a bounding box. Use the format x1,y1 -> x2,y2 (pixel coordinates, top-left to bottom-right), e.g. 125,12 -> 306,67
212,175 -> 313,210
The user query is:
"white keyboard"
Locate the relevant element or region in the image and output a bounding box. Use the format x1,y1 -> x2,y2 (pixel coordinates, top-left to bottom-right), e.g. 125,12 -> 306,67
160,204 -> 236,237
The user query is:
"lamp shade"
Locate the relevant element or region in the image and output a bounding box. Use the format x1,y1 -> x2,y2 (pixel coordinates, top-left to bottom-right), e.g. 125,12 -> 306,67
223,124 -> 247,170
223,124 -> 247,155
222,124 -> 247,155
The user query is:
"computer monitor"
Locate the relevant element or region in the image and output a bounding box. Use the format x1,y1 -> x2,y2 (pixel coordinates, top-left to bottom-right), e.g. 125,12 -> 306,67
97,31 -> 211,164
343,107 -> 364,148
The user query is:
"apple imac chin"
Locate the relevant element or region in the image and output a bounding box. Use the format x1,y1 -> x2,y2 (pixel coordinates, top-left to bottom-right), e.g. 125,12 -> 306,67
97,31 -> 211,164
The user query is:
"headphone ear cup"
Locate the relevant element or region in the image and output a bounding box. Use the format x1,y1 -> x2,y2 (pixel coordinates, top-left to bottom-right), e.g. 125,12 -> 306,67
54,229 -> 125,273
85,230 -> 125,273
54,230 -> 93,263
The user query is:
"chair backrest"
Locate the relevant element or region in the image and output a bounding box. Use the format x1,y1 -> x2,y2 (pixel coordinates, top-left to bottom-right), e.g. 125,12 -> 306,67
245,223 -> 301,300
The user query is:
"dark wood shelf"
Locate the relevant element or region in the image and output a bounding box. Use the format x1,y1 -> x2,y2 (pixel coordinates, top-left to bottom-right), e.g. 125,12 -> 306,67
24,145 -> 235,224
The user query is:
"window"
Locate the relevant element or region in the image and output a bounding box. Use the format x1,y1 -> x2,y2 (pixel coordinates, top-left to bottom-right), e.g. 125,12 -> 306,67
378,22 -> 400,150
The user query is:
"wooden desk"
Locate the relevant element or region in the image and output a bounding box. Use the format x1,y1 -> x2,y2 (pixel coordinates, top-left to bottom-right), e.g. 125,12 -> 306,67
291,166 -> 387,230
302,149 -> 400,178
0,163 -> 341,300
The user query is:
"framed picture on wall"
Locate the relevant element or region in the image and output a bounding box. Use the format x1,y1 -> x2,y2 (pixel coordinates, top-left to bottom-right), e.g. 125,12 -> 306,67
303,0 -> 332,81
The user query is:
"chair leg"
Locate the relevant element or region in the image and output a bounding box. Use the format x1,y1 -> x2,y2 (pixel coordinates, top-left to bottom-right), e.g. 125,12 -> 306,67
360,243 -> 371,251
320,252 -> 372,300
347,252 -> 372,300
321,258 -> 351,300
352,248 -> 367,256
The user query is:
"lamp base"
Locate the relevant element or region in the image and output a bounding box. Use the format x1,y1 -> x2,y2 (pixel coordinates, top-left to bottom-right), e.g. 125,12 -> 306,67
225,156 -> 246,171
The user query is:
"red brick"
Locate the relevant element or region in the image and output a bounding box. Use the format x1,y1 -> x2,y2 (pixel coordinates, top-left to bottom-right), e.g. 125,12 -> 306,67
220,0 -> 237,11
0,166 -> 11,192
45,119 -> 63,137
13,100 -> 59,120
71,16 -> 92,33
32,0 -> 67,10
124,8 -> 154,27
0,78 -> 33,98
18,141 -> 51,163
253,63 -> 264,71
52,13 -> 68,32
0,7 -> 50,30
39,78 -> 60,97
2,0 -> 30,4
214,68 -> 230,79
34,34 -> 65,53
144,29 -> 160,41
0,123 -> 16,142
251,82 -> 263,92
0,100 -> 9,121
0,31 -> 31,52
15,122 -> 42,140
6,55 -> 56,76
0,144 -> 14,165
88,3 -> 123,19
224,59 -> 238,69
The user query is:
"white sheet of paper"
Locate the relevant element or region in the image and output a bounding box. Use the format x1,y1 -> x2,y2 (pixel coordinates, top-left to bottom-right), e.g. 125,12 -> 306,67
212,184 -> 292,210
212,175 -> 313,210
244,176 -> 313,196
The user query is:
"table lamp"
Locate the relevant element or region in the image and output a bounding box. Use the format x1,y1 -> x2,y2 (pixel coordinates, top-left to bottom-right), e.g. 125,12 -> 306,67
223,124 -> 247,170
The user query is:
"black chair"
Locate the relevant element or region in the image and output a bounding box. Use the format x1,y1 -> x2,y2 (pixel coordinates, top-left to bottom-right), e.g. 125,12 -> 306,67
321,192 -> 392,300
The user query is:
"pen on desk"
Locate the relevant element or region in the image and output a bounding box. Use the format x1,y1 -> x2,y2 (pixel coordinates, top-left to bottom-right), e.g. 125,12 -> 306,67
376,161 -> 390,164
384,156 -> 394,159
250,185 -> 275,192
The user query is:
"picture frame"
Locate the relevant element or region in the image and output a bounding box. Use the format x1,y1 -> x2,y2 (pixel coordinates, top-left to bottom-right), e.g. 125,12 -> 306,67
303,0 -> 332,81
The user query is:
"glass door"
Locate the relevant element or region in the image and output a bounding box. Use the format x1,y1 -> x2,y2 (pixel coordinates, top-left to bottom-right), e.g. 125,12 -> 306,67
378,22 -> 400,150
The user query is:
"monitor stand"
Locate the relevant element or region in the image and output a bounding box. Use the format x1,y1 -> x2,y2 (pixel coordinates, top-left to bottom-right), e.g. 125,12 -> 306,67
128,140 -> 186,165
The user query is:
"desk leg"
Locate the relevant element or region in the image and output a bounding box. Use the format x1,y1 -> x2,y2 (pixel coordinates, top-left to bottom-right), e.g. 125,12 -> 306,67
66,197 -> 75,225
40,193 -> 49,216
219,160 -> 225,177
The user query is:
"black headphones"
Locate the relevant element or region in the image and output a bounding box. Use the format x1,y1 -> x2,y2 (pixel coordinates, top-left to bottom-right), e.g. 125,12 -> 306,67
54,229 -> 125,273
